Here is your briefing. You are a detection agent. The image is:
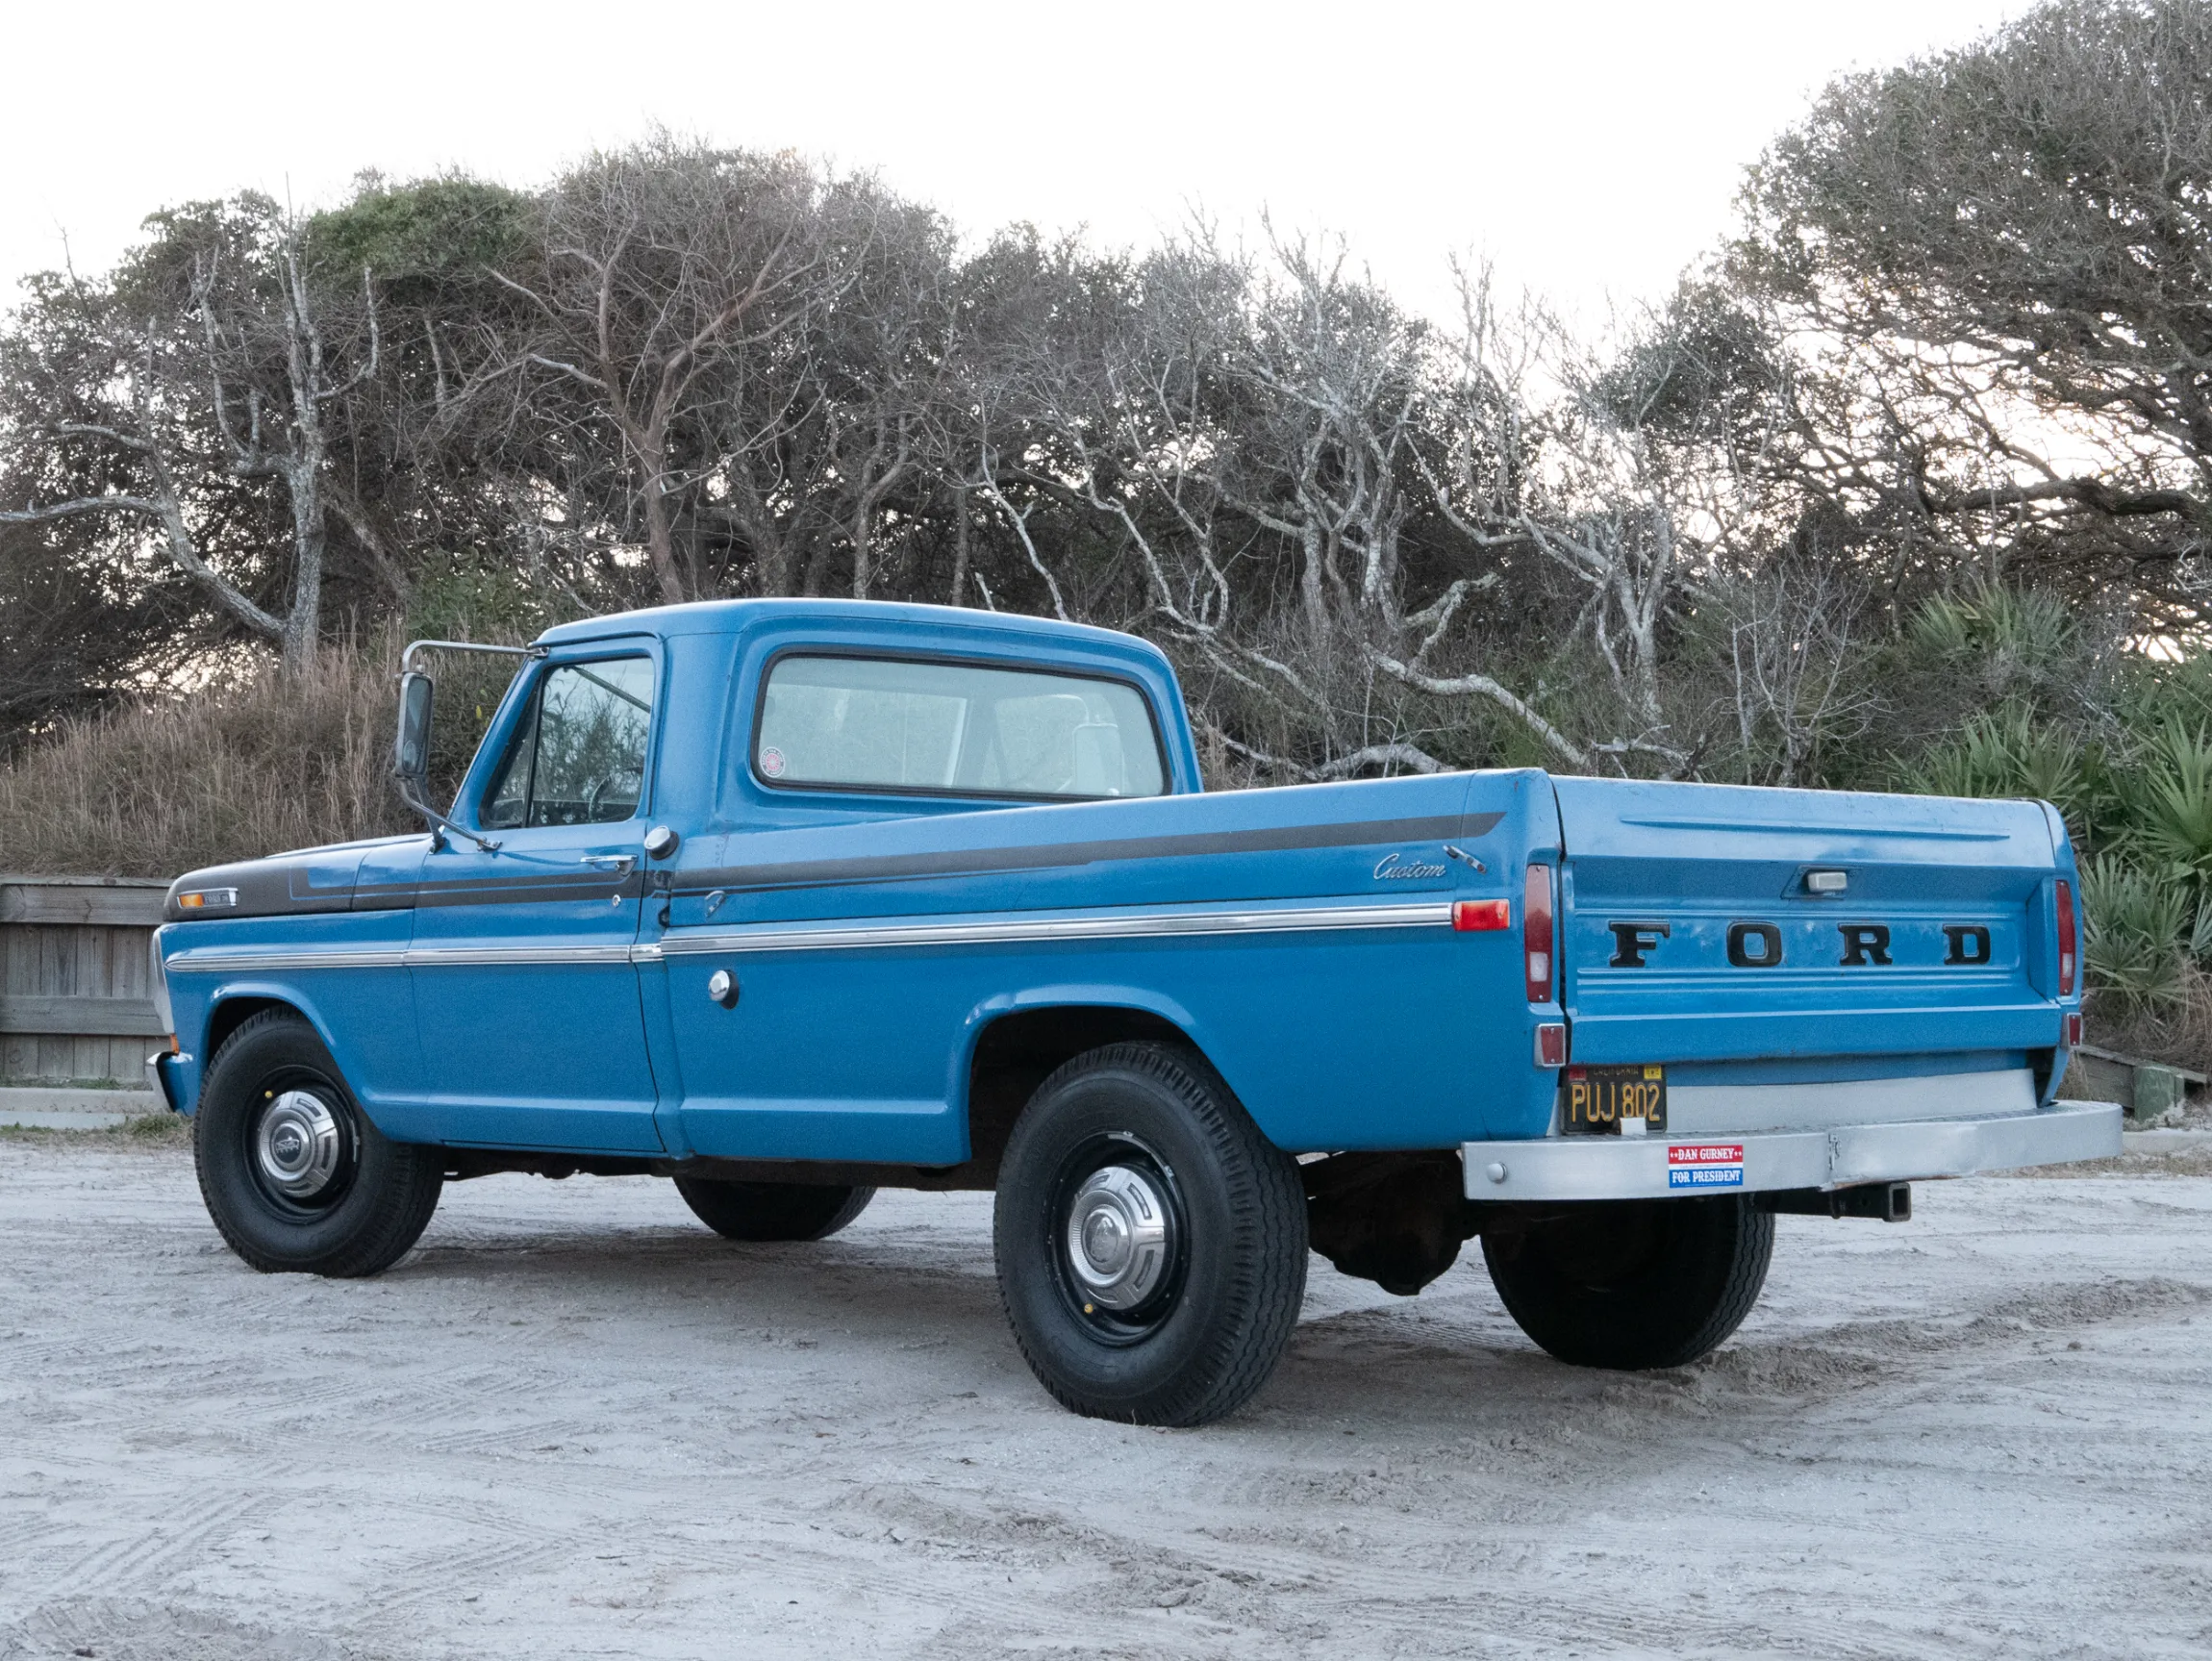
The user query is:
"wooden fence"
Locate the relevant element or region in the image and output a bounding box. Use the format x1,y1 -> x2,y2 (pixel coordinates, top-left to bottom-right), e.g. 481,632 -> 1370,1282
0,876 -> 168,1088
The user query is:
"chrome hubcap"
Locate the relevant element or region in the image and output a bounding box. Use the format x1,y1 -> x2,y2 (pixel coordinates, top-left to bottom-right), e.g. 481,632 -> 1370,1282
1065,1164 -> 1172,1310
255,1090 -> 343,1200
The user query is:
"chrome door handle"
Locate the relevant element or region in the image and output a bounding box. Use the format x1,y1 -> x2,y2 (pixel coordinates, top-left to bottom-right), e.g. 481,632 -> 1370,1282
579,854 -> 636,873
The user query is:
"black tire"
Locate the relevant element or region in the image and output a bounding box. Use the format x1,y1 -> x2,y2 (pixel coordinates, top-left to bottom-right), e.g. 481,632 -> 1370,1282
672,1178 -> 875,1242
192,1009 -> 442,1277
1480,1195 -> 1773,1370
993,1041 -> 1307,1427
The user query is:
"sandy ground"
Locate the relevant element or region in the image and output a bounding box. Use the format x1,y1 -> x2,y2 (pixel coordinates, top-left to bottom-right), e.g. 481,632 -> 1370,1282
2,1139 -> 2209,1661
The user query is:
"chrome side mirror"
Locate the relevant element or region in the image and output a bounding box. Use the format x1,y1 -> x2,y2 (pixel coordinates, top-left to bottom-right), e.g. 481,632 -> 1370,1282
392,647 -> 511,853
394,670 -> 435,790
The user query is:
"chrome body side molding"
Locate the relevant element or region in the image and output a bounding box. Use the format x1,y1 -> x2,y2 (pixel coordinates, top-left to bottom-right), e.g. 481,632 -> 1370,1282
656,901 -> 1455,957
407,944 -> 640,969
166,949 -> 410,974
165,901 -> 1458,975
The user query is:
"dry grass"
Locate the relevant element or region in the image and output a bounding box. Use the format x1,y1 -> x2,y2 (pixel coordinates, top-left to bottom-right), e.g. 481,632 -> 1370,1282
0,1112 -> 191,1149
0,644 -> 414,879
2087,962 -> 2212,1078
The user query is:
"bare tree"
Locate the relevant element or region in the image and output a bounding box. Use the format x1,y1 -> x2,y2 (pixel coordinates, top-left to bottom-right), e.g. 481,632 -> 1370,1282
0,198 -> 378,668
1418,266 -> 1719,768
808,210 -> 955,600
965,230 -> 1595,777
489,142 -> 843,604
1707,561 -> 1876,785
1736,0 -> 2212,627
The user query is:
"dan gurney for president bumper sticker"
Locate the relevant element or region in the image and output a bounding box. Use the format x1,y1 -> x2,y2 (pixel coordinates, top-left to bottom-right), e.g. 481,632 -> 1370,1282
1668,1143 -> 1745,1190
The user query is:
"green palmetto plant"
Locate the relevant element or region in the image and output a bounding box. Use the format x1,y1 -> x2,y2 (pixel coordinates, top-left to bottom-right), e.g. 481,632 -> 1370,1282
1906,582 -> 2080,693
1904,706 -> 2088,826
2131,720 -> 2212,887
2078,856 -> 2192,1012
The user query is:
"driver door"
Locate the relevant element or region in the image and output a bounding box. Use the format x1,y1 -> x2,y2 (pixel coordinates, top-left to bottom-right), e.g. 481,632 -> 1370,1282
409,650 -> 665,1152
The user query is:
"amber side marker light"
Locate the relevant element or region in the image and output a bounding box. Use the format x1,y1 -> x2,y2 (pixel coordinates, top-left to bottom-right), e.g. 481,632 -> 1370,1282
1453,898 -> 1510,932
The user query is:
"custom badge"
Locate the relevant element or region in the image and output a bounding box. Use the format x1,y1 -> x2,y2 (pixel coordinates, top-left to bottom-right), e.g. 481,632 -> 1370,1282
1372,851 -> 1445,880
1667,1143 -> 1745,1190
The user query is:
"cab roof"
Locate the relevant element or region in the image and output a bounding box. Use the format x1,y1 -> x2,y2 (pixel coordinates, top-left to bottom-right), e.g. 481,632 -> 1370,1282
535,597 -> 1158,656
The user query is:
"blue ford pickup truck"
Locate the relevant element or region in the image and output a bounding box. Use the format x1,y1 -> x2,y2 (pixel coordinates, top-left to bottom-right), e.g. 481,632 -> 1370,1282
149,599 -> 2121,1425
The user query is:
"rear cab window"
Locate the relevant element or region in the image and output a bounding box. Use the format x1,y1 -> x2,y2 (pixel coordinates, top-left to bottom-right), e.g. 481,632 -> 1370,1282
753,655 -> 1168,801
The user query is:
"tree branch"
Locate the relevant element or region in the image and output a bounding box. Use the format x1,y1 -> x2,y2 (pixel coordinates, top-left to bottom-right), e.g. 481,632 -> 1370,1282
1365,648 -> 1587,768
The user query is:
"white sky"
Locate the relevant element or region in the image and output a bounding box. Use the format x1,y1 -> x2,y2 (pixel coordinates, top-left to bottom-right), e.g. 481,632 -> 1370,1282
2,0 -> 2022,322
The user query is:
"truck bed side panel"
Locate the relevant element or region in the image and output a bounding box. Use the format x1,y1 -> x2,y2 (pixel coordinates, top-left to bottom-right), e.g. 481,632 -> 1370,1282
654,770 -> 1557,1157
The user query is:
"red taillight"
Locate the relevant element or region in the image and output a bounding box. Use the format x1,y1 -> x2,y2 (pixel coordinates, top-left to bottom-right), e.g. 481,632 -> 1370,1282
1533,1021 -> 1567,1067
1454,898 -> 1510,932
2055,878 -> 2077,997
2064,1011 -> 2083,1047
1523,864 -> 1555,1002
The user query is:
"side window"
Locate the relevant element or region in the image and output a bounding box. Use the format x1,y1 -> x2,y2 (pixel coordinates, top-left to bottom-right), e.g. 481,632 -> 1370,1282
753,655 -> 1168,800
483,658 -> 656,828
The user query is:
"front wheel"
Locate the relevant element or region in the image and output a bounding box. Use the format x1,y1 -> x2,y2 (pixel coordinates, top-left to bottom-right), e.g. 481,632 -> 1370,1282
1480,1195 -> 1773,1371
193,1010 -> 443,1277
993,1042 -> 1308,1426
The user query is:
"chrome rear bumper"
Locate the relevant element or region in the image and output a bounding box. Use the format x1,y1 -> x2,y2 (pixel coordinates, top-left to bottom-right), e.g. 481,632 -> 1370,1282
1460,1100 -> 2123,1201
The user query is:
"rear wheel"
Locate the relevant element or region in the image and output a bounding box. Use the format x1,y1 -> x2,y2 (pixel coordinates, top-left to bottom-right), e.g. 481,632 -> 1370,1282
1480,1195 -> 1773,1370
672,1177 -> 875,1242
993,1042 -> 1307,1426
193,1010 -> 442,1277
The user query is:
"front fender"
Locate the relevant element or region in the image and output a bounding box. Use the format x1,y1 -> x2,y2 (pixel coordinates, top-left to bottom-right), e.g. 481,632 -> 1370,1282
163,967 -> 417,1133
170,980 -> 349,1119
159,909 -> 420,1124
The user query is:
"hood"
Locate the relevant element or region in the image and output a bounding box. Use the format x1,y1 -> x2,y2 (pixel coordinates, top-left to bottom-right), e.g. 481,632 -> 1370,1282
163,835 -> 430,922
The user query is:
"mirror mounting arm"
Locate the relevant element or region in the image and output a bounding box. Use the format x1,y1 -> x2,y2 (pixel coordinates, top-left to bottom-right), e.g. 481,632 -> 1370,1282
393,642 -> 536,856
401,639 -> 537,674
394,777 -> 502,854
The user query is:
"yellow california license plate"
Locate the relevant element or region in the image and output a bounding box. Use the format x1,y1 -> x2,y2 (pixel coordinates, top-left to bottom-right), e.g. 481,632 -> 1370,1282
1562,1064 -> 1668,1135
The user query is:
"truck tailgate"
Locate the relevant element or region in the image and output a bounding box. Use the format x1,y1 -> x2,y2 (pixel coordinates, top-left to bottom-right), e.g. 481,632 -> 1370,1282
1553,778 -> 2065,1067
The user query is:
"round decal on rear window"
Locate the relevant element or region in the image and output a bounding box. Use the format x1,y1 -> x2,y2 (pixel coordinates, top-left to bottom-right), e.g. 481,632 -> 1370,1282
759,745 -> 787,778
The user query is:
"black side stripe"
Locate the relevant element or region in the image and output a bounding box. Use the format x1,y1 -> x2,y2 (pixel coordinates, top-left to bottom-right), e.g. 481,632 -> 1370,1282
676,812 -> 1505,897
412,874 -> 641,908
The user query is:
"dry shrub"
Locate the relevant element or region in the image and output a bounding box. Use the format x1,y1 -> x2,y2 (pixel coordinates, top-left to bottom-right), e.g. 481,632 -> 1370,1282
0,644 -> 414,879
2086,961 -> 2212,1079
